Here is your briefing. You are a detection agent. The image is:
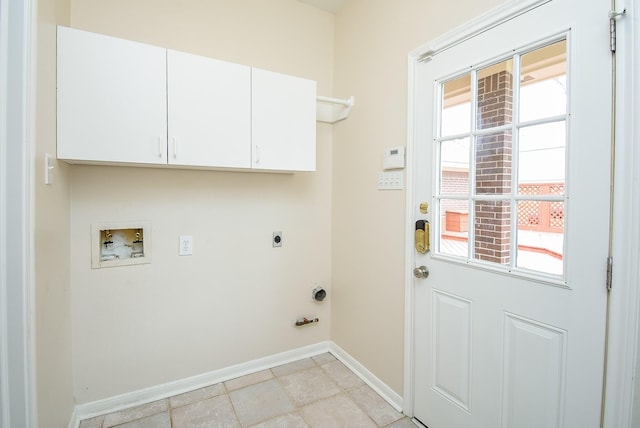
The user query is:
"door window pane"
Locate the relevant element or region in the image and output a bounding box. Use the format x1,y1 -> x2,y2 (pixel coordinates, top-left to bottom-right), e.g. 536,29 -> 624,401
441,74 -> 471,137
518,122 -> 565,191
440,138 -> 470,195
477,59 -> 513,130
439,198 -> 469,258
517,200 -> 564,275
520,40 -> 567,122
475,131 -> 513,195
473,200 -> 511,266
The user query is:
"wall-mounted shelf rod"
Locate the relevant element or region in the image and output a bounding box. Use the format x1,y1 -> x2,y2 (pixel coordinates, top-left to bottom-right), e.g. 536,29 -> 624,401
316,95 -> 355,124
316,95 -> 354,107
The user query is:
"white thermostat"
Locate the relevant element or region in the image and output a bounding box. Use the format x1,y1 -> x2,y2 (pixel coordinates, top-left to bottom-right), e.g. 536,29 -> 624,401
383,147 -> 405,170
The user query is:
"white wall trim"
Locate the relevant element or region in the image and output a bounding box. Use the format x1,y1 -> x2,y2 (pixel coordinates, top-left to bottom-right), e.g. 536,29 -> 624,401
69,341 -> 404,427
0,0 -> 36,426
0,0 -> 11,421
409,0 -> 551,59
402,51 -> 418,419
328,342 -> 403,412
603,0 -> 640,426
67,408 -> 79,428
72,342 -> 331,426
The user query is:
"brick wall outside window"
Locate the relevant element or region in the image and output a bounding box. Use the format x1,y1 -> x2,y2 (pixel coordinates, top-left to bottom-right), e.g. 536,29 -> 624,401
475,70 -> 513,264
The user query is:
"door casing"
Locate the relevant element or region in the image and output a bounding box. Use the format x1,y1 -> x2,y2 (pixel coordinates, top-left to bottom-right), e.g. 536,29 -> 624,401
0,0 -> 37,426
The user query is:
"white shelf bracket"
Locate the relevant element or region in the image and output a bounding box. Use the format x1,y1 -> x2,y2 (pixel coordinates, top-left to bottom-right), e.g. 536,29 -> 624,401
316,95 -> 354,124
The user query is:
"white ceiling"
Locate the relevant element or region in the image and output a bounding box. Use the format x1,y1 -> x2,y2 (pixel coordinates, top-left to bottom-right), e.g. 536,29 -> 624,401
298,0 -> 348,13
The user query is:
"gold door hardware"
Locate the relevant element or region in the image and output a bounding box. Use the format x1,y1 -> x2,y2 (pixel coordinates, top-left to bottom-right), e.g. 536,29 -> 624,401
419,202 -> 429,214
415,220 -> 430,254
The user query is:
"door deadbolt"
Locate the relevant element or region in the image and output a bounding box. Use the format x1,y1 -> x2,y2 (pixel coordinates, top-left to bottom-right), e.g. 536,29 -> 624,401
413,266 -> 429,279
415,220 -> 430,254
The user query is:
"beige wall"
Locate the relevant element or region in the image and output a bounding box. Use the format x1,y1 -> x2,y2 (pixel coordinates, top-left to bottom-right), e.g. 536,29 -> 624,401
35,0 -> 74,426
67,0 -> 334,403
40,0 -> 516,414
331,0 -> 505,396
69,0 -> 333,90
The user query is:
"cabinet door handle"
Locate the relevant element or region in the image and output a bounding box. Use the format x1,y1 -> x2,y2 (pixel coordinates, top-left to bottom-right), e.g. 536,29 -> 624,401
255,145 -> 261,164
158,137 -> 164,158
172,137 -> 178,159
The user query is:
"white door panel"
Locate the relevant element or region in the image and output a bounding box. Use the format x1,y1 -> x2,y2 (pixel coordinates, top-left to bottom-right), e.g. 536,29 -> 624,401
501,312 -> 567,428
411,1 -> 611,427
431,289 -> 472,411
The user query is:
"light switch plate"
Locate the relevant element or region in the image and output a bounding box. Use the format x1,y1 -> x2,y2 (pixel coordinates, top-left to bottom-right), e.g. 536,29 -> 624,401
45,153 -> 54,185
378,171 -> 403,190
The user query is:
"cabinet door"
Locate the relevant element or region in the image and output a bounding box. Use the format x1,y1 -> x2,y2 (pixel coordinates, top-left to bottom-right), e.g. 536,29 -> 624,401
167,50 -> 251,168
57,26 -> 167,164
251,69 -> 316,171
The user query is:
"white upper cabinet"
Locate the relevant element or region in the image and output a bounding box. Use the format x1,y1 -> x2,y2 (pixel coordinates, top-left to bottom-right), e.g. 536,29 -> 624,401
252,69 -> 316,172
57,26 -> 167,165
57,26 -> 316,172
167,50 -> 251,168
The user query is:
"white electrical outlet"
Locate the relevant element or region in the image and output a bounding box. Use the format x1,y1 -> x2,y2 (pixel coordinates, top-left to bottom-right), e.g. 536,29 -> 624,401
273,231 -> 283,247
179,235 -> 193,256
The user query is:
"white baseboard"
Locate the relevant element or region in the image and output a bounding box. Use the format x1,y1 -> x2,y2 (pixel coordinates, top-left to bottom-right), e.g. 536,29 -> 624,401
66,407 -> 79,428
328,342 -> 404,411
71,341 -> 330,426
70,340 -> 403,427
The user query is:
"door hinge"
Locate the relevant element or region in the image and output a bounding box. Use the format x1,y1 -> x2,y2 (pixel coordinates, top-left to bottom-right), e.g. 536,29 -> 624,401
609,9 -> 627,53
606,256 -> 613,291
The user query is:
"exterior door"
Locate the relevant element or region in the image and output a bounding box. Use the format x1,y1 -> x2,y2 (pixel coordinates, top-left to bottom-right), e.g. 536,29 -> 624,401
411,1 -> 611,427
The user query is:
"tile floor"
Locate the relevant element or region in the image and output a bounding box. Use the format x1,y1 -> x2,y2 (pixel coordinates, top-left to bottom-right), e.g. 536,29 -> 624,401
78,353 -> 417,428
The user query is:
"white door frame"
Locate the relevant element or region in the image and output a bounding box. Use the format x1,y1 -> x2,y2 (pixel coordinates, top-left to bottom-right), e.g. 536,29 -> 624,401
402,0 -> 640,425
0,0 -> 37,426
602,0 -> 640,426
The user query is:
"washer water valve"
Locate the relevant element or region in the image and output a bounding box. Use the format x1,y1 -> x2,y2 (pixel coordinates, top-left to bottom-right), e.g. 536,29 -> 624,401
295,317 -> 319,327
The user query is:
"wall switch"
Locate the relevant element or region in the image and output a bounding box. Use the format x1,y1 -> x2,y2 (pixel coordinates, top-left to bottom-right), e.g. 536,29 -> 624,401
179,235 -> 193,256
45,153 -> 54,185
378,171 -> 404,190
